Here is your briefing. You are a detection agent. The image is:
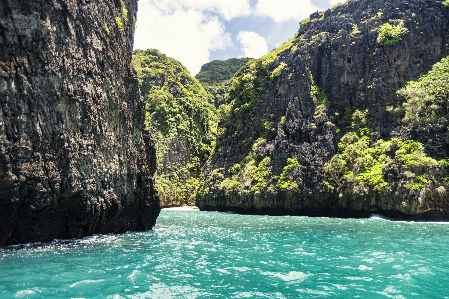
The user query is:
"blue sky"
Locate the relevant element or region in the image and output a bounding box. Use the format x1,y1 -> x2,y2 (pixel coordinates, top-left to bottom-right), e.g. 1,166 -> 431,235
134,0 -> 341,75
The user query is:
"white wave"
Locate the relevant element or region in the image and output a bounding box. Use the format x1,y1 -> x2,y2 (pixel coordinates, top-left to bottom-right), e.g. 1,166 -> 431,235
15,289 -> 36,298
369,214 -> 393,221
260,271 -> 309,283
69,279 -> 105,288
357,265 -> 373,271
216,268 -> 231,275
345,276 -> 373,281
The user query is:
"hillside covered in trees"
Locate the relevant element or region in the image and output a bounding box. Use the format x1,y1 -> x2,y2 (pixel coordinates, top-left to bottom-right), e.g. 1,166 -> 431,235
132,0 -> 449,220
195,58 -> 252,108
195,58 -> 252,85
195,0 -> 449,219
133,49 -> 217,207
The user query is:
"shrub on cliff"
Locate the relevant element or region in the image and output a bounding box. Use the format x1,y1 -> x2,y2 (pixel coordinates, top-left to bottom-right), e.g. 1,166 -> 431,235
398,55 -> 449,138
324,110 -> 444,192
377,20 -> 408,46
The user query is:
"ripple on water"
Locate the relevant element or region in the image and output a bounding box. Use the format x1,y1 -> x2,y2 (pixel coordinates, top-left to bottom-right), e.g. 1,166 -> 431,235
260,271 -> 309,284
1,210 -> 449,298
69,279 -> 105,288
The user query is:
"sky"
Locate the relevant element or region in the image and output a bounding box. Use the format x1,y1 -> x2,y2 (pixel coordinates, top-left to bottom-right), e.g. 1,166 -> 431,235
134,0 -> 342,75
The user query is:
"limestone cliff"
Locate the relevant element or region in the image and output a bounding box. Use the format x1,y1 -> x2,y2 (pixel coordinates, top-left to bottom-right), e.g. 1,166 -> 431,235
133,49 -> 216,207
198,0 -> 449,219
0,0 -> 159,246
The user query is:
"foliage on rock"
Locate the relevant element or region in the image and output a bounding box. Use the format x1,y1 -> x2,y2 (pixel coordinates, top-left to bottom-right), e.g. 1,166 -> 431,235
377,20 -> 408,46
325,110 -> 446,193
133,49 -> 217,206
196,58 -> 253,108
197,0 -> 449,218
398,55 -> 449,138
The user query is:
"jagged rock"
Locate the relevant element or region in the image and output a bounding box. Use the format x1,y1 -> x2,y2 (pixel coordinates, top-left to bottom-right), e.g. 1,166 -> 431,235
198,0 -> 449,220
0,0 -> 160,246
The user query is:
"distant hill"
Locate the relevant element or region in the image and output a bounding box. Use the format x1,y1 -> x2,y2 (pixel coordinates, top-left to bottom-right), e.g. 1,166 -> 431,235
195,58 -> 252,85
196,58 -> 252,108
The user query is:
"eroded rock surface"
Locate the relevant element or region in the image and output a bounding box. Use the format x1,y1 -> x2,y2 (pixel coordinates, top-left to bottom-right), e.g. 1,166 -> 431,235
0,0 -> 159,246
198,0 -> 449,219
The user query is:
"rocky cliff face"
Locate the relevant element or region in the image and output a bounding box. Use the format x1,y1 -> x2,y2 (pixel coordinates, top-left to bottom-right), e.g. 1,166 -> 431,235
0,0 -> 160,246
198,0 -> 449,219
133,49 -> 216,207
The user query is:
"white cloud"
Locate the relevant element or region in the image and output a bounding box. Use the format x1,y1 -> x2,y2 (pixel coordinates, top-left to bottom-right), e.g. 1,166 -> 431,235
186,0 -> 252,20
133,0 -> 320,73
237,31 -> 268,58
134,0 -> 234,75
329,0 -> 343,6
256,0 -> 320,23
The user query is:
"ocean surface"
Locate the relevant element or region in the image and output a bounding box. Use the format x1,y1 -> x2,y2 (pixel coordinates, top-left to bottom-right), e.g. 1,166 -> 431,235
1,209 -> 449,299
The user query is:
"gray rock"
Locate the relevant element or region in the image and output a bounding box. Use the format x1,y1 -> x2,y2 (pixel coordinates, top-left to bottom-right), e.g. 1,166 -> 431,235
0,0 -> 159,246
198,0 -> 449,220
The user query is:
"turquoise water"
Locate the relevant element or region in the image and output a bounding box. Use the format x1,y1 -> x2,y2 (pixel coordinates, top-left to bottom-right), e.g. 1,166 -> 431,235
1,210 -> 449,298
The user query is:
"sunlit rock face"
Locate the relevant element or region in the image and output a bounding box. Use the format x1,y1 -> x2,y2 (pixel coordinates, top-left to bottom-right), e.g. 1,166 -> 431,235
198,0 -> 449,219
0,0 -> 160,246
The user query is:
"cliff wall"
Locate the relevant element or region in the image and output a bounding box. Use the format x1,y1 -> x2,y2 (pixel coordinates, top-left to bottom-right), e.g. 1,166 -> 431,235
198,0 -> 449,219
0,0 -> 159,246
133,49 -> 216,207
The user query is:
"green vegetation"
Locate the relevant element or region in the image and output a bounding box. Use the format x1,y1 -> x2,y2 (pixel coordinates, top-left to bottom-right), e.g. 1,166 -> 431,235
195,58 -> 253,108
205,136 -> 302,195
121,7 -> 128,21
443,0 -> 449,8
223,37 -> 296,124
325,110 -> 442,192
104,24 -> 110,35
331,3 -> 342,11
271,62 -> 287,79
251,157 -> 271,192
118,0 -> 129,21
195,58 -> 252,85
115,17 -> 123,30
377,20 -> 408,45
310,75 -> 328,119
132,49 -> 217,205
350,24 -> 361,36
277,158 -> 302,190
226,59 -> 267,117
398,55 -> 449,138
203,80 -> 231,108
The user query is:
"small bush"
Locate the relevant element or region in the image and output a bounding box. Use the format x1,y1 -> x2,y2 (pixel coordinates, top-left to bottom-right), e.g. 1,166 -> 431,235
351,24 -> 361,36
277,158 -> 301,190
398,56 -> 449,133
115,17 -> 123,30
410,175 -> 429,191
251,157 -> 271,192
377,20 -> 408,45
270,63 -> 287,79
